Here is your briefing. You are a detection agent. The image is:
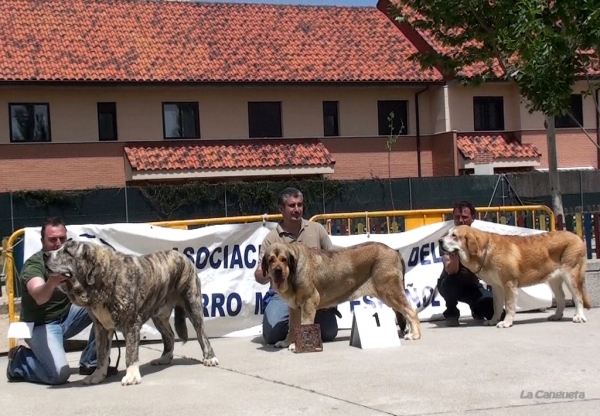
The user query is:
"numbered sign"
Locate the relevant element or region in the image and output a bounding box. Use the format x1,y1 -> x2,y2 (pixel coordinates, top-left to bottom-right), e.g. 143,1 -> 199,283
349,306 -> 401,349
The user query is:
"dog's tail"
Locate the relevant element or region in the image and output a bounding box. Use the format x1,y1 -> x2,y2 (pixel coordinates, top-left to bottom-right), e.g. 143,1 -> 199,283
398,249 -> 438,313
174,306 -> 189,344
399,252 -> 407,290
397,251 -> 409,334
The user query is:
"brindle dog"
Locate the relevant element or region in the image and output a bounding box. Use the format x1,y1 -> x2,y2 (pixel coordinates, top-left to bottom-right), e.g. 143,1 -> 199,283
44,240 -> 218,386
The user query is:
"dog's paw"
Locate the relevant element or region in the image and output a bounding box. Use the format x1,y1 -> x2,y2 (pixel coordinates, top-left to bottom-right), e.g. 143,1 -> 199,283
202,357 -> 219,367
82,370 -> 106,386
548,313 -> 563,321
288,343 -> 296,352
403,332 -> 420,340
573,314 -> 587,323
496,320 -> 513,328
484,319 -> 498,326
121,366 -> 142,386
150,353 -> 173,366
274,340 -> 291,349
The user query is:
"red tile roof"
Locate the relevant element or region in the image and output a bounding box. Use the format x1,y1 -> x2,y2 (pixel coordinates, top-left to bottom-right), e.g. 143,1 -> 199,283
0,0 -> 443,83
124,141 -> 335,172
383,0 -> 504,79
457,134 -> 541,159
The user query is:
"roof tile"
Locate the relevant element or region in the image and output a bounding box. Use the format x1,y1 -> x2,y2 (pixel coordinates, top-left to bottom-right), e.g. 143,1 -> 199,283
457,134 -> 541,159
124,141 -> 336,172
0,0 -> 443,83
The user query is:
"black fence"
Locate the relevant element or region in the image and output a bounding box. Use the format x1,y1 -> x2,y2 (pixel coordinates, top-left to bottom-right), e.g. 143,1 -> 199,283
2,170 -> 600,239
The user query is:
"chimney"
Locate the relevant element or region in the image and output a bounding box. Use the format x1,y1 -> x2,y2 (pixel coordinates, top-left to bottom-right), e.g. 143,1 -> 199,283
474,152 -> 494,165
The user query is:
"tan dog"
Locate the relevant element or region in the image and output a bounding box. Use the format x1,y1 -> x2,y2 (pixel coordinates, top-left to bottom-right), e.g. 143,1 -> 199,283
261,241 -> 421,351
439,225 -> 591,328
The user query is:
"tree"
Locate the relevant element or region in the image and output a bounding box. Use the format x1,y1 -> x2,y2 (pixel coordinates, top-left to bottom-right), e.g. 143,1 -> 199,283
386,0 -> 600,217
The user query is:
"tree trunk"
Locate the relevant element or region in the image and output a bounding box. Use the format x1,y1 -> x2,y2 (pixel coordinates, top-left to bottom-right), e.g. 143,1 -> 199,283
545,114 -> 565,218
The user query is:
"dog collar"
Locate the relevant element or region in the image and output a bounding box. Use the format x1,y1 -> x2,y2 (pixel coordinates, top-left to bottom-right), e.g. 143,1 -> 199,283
474,242 -> 489,274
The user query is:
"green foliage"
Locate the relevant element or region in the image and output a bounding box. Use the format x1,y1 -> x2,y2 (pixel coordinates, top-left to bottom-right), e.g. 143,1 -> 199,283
12,189 -> 83,209
385,111 -> 404,152
388,0 -> 600,117
136,178 -> 345,219
139,182 -> 219,219
384,111 -> 405,211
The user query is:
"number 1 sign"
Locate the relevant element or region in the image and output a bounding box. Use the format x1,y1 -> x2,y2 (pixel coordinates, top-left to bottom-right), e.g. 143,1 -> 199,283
349,305 -> 401,349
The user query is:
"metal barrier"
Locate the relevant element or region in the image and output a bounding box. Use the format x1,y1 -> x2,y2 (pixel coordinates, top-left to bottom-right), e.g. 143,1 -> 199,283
309,205 -> 556,235
2,213 -> 283,349
2,205 -> 555,349
556,212 -> 600,259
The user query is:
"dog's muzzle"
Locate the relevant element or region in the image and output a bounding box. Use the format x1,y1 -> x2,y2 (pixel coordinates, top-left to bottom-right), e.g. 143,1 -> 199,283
273,268 -> 283,284
438,239 -> 451,255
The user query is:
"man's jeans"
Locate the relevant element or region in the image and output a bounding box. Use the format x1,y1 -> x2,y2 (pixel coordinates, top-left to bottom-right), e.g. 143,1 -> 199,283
8,304 -> 97,385
262,292 -> 339,345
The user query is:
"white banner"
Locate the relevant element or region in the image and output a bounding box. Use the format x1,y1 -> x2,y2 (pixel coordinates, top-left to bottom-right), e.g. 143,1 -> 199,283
20,219 -> 552,341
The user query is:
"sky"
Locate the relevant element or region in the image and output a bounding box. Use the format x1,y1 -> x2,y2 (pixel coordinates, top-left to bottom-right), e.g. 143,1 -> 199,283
192,0 -> 379,7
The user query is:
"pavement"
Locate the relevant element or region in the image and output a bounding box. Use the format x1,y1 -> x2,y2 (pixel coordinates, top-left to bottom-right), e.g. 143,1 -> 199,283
1,307 -> 599,416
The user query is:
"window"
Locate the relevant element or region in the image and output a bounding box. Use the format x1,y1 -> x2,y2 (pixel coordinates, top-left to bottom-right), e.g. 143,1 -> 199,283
248,102 -> 282,138
473,97 -> 504,131
9,103 -> 51,142
323,101 -> 339,136
555,94 -> 583,128
377,100 -> 408,136
97,102 -> 117,141
162,102 -> 200,139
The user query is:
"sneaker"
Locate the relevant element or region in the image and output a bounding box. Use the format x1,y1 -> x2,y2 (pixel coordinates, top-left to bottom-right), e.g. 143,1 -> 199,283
79,365 -> 119,377
445,317 -> 460,327
6,345 -> 26,382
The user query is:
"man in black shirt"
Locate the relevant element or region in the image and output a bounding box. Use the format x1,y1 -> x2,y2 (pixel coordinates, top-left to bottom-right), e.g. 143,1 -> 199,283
437,201 -> 505,326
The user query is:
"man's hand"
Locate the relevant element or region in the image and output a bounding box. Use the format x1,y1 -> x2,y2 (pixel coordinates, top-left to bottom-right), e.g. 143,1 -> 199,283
443,253 -> 460,275
254,267 -> 270,285
26,274 -> 68,306
48,274 -> 67,287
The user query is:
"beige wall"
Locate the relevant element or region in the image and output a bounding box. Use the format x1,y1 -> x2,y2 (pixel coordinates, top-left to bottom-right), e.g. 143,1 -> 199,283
1,80 -> 596,144
447,80 -> 598,132
447,82 -> 521,132
0,84 -> 438,144
519,80 -> 598,130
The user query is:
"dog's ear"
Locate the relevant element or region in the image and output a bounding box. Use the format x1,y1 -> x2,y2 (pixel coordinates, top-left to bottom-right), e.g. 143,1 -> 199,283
465,232 -> 479,256
77,244 -> 96,285
80,242 -> 91,260
86,272 -> 96,286
261,253 -> 269,278
287,249 -> 297,277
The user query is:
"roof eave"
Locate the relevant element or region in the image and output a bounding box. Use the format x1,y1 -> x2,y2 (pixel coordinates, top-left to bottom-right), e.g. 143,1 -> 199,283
0,79 -> 447,87
128,166 -> 336,181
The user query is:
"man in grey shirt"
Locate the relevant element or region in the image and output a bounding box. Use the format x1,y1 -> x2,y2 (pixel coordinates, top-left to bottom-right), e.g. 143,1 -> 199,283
254,187 -> 339,345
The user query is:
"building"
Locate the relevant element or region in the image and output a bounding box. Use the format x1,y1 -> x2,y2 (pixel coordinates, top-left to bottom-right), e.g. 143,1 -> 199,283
0,0 -> 597,192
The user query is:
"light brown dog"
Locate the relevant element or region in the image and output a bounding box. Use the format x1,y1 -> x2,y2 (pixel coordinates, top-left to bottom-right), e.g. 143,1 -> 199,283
439,225 -> 591,328
261,241 -> 421,351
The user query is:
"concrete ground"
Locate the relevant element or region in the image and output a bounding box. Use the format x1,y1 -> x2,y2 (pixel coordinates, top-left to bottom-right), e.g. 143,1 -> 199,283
1,307 -> 599,416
